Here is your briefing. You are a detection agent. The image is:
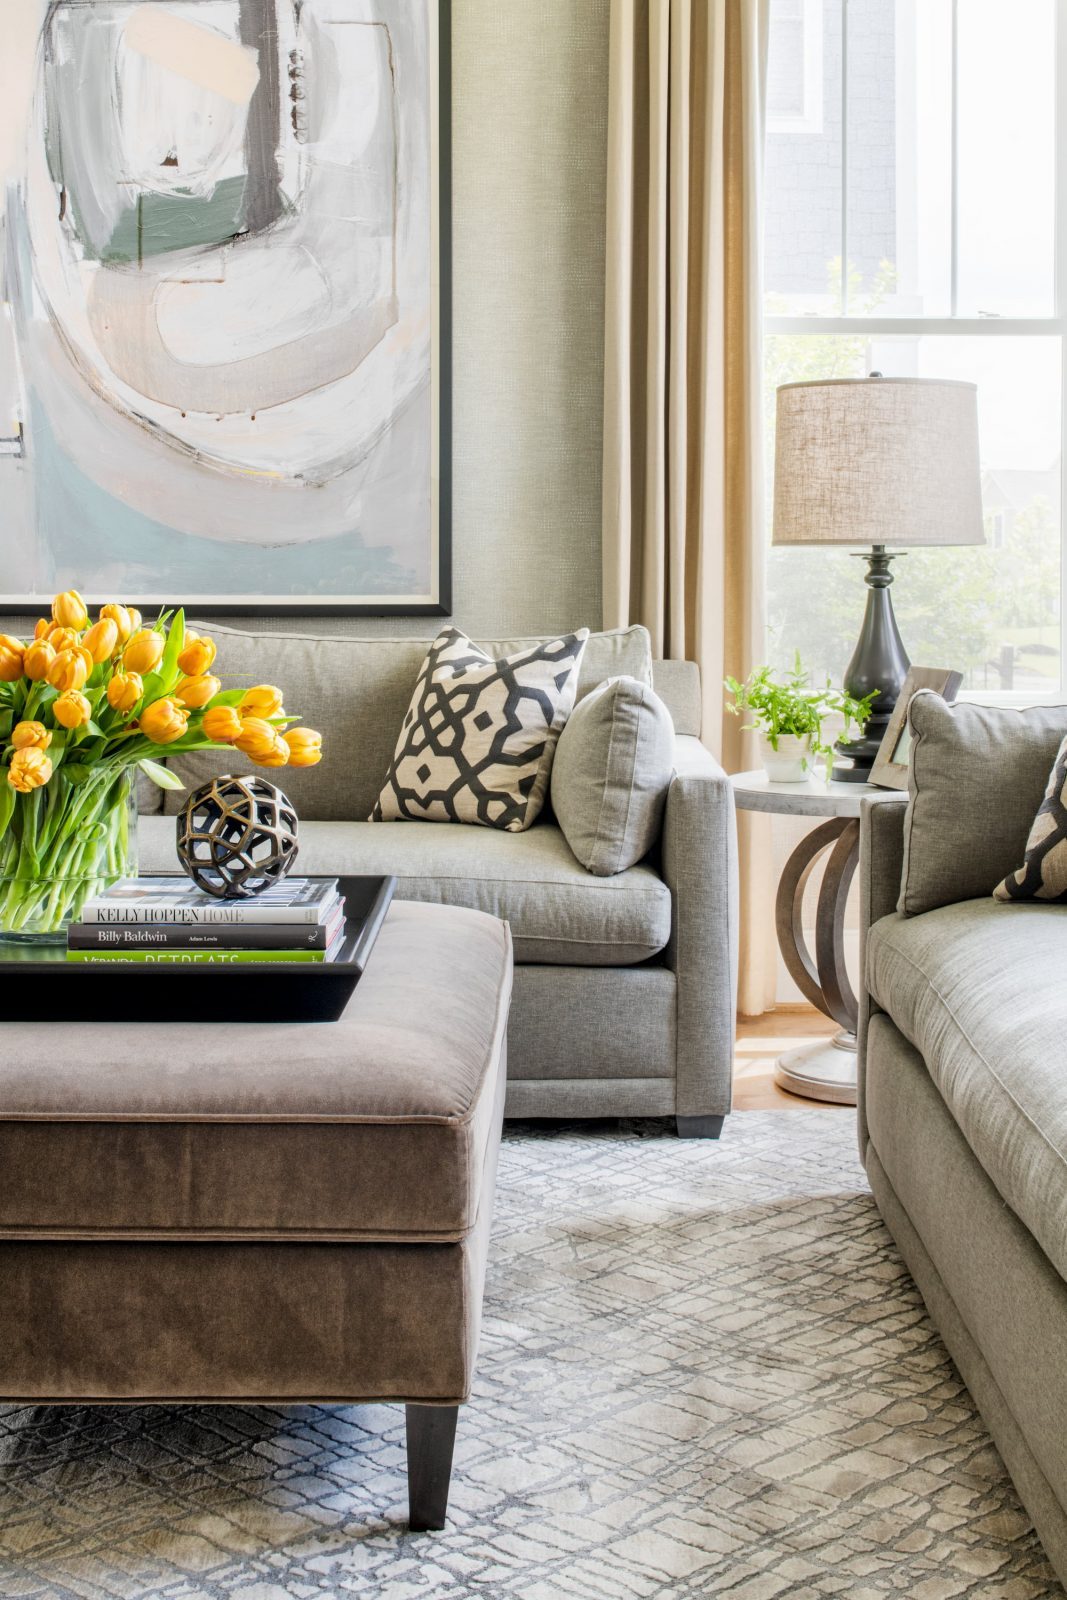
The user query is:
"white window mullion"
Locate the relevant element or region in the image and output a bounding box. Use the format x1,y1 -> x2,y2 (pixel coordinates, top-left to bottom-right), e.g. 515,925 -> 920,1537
950,0 -> 959,318
840,0 -> 848,315
765,317 -> 1066,339
1056,0 -> 1067,701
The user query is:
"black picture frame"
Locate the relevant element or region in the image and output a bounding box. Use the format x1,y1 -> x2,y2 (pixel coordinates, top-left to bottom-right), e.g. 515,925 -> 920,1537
2,0 -> 452,621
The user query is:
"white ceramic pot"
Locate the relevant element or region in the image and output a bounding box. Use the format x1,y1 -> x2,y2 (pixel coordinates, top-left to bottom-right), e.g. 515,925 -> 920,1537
760,733 -> 814,783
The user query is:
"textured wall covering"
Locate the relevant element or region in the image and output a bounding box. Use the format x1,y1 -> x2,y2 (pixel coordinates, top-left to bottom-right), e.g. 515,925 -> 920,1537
447,0 -> 608,641
1,0 -> 609,644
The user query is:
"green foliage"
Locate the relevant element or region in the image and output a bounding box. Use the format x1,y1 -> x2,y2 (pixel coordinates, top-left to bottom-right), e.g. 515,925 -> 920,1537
725,654 -> 876,776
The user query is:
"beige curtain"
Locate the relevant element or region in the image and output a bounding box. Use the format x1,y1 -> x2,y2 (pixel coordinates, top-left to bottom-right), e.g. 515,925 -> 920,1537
602,0 -> 776,1017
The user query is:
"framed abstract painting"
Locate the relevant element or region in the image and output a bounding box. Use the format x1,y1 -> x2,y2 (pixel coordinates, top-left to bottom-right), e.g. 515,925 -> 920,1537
0,0 -> 451,615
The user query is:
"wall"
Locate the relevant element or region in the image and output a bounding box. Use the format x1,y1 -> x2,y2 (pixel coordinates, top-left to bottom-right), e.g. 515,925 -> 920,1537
1,0 -> 610,645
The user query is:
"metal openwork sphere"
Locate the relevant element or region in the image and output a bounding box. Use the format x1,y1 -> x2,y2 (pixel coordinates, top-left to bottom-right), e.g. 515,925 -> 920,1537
176,775 -> 300,899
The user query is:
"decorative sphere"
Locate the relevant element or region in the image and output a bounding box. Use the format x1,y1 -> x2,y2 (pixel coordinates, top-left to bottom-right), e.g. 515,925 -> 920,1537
176,775 -> 299,899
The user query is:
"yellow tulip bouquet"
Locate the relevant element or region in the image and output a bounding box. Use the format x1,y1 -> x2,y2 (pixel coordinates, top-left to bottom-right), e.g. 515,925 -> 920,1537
0,592 -> 323,939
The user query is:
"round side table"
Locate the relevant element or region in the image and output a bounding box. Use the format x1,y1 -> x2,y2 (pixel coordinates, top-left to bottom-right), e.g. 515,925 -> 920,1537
732,770 -> 885,1106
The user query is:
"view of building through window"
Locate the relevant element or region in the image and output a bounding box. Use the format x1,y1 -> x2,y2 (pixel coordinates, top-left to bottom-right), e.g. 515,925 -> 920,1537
764,0 -> 1062,698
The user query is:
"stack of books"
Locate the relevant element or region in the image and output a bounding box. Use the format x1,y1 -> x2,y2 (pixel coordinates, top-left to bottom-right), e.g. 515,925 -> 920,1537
67,877 -> 345,963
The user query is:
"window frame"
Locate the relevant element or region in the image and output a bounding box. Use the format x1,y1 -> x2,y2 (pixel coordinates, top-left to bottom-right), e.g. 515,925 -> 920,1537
766,0 -> 825,137
763,0 -> 1067,706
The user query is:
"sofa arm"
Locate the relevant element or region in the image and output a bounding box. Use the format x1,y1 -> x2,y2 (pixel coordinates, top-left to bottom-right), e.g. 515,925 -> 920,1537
661,736 -> 739,1121
857,793 -> 908,1157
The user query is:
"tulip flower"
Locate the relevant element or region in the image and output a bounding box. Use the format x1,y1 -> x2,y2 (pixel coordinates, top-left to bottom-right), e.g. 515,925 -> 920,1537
0,636 -> 24,683
22,640 -> 55,682
51,590 -> 88,630
99,603 -> 133,644
202,705 -> 243,743
127,608 -> 143,633
124,629 -> 165,675
82,617 -> 119,664
107,671 -> 143,714
139,697 -> 189,744
238,684 -> 284,720
8,748 -> 52,792
33,618 -> 50,641
47,648 -> 90,693
46,625 -> 79,654
177,634 -> 217,676
285,727 -> 323,768
175,673 -> 220,709
11,721 -> 51,752
53,690 -> 92,730
254,734 -> 290,768
234,716 -> 280,761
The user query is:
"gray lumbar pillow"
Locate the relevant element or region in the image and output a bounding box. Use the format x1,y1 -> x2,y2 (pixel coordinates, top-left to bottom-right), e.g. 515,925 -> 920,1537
551,676 -> 675,876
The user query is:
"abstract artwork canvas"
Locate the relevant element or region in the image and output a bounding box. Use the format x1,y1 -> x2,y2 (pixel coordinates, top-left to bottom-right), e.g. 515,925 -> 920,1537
0,0 -> 450,614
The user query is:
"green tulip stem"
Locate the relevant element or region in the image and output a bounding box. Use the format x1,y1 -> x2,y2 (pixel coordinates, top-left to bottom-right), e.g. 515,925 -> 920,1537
0,769 -> 135,939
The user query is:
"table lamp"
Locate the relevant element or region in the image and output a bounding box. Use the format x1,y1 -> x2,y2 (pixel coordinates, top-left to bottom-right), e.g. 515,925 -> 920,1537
772,375 -> 984,781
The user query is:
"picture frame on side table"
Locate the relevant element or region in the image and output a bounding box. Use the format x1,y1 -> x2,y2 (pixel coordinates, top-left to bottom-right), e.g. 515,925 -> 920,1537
869,667 -> 963,791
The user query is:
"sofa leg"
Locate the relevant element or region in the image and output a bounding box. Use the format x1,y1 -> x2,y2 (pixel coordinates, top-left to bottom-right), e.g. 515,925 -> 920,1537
406,1404 -> 459,1531
676,1114 -> 725,1140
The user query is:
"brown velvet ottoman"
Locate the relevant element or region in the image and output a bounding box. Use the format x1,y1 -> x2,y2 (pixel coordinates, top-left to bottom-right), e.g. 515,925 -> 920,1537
0,901 -> 512,1530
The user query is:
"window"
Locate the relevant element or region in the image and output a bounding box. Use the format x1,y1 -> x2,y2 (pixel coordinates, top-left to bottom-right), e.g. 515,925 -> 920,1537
767,0 -> 824,135
763,0 -> 1062,701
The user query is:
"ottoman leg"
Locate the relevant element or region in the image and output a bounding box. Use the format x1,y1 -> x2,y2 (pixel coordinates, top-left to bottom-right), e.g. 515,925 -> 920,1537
406,1404 -> 459,1531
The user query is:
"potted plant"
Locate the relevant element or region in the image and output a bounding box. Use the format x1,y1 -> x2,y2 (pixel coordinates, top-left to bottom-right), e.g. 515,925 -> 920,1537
725,655 -> 875,782
0,593 -> 325,941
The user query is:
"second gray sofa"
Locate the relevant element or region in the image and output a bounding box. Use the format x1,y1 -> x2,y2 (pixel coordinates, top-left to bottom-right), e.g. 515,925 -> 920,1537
137,624 -> 739,1138
858,694 -> 1067,1583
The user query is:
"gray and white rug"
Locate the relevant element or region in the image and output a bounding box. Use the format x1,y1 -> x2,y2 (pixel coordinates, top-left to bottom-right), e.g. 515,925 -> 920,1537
0,1112 -> 1060,1599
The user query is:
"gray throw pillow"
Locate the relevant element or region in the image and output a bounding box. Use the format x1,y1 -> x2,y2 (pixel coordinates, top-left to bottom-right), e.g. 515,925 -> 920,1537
898,692 -> 1067,917
994,734 -> 1067,903
551,676 -> 675,876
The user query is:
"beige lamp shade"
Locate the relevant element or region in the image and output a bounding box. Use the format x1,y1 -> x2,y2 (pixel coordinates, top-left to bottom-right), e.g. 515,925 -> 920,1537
772,376 -> 984,547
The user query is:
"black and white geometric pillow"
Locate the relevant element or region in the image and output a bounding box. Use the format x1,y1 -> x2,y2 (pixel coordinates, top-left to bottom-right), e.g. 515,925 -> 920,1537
371,627 -> 589,831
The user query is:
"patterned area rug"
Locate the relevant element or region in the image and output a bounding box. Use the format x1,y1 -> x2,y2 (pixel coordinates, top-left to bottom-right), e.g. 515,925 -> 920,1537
0,1112 -> 1061,1599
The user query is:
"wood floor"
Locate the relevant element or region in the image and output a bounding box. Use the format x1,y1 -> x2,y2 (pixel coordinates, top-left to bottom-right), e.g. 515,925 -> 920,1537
733,1006 -> 844,1111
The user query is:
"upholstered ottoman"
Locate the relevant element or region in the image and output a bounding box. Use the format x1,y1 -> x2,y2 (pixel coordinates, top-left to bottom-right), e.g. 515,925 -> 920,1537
0,902 -> 512,1531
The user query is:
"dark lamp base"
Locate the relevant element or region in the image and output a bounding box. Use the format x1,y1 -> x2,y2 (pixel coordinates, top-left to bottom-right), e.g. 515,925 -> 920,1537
830,758 -> 871,784
833,545 -> 910,785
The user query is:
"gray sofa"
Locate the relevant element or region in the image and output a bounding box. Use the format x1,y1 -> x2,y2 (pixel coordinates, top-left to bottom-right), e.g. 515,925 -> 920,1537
137,623 -> 739,1137
858,695 -> 1067,1583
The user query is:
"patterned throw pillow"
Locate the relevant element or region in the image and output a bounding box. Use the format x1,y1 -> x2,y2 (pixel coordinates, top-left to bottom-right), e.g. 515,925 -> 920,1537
994,734 -> 1067,902
371,627 -> 589,831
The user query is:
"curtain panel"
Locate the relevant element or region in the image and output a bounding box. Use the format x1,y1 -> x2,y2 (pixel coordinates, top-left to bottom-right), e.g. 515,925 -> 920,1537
602,0 -> 775,1016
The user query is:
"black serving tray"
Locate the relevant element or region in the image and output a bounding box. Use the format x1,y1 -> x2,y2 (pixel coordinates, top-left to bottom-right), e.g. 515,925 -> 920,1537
0,875 -> 396,1024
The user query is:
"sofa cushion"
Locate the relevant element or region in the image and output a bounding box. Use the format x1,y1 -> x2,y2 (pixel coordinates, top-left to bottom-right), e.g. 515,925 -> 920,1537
898,693 -> 1067,916
161,624 -> 653,822
867,898 -> 1067,1281
994,734 -> 1067,902
550,676 -> 674,875
139,815 -> 672,966
372,627 -> 587,831
0,902 -> 510,1245
652,659 -> 701,737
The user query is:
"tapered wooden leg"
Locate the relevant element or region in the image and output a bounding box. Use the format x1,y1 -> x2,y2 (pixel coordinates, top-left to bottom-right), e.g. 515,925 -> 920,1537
406,1404 -> 459,1531
676,1114 -> 725,1140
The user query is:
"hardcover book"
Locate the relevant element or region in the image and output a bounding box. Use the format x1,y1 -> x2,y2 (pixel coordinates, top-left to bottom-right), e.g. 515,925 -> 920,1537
68,908 -> 344,952
66,943 -> 343,965
79,877 -> 341,926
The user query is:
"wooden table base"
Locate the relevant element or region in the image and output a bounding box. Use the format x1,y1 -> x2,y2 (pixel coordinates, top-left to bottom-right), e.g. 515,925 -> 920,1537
773,817 -> 860,1106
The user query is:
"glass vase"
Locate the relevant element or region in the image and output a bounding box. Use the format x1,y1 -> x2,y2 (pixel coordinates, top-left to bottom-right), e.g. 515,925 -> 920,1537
0,768 -> 138,943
